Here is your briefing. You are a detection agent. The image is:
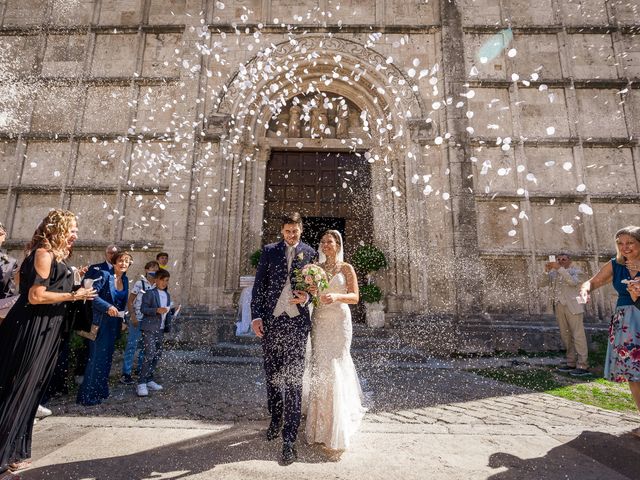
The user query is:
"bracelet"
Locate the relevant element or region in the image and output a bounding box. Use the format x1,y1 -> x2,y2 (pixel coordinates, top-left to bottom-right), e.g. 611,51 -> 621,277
70,290 -> 78,301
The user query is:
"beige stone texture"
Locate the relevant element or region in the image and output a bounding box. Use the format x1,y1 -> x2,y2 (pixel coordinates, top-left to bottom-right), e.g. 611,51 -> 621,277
481,257 -> 529,313
50,0 -> 96,26
477,201 -> 524,251
465,34 -> 507,81
512,34 -> 563,80
468,88 -> 513,137
210,0 -> 263,24
0,142 -> 18,186
530,204 -> 588,252
92,34 -> 139,77
2,0 -> 47,26
127,142 -> 173,187
583,147 -> 637,195
135,86 -> 179,134
12,193 -> 62,239
74,142 -> 124,187
503,0 -> 555,26
42,35 -> 87,78
614,2 -> 640,25
328,0 -> 376,25
620,34 -> 640,79
472,147 -> 517,194
518,88 -> 570,138
562,0 -> 609,26
570,34 -> 618,80
148,0 -> 194,24
523,147 -> 579,194
21,142 -> 71,185
0,36 -> 41,77
68,193 -> 118,241
142,33 -> 182,77
122,194 -> 166,242
592,204 -> 640,249
30,86 -> 83,133
576,89 -> 628,139
97,0 -> 144,25
460,0 -> 501,25
82,86 -> 132,133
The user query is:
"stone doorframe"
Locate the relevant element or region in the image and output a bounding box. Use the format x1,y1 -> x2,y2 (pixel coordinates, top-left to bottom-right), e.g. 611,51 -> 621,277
207,35 -> 434,313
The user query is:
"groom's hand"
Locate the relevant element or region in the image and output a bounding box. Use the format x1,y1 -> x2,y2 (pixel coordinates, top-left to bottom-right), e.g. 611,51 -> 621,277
290,290 -> 309,305
251,318 -> 264,337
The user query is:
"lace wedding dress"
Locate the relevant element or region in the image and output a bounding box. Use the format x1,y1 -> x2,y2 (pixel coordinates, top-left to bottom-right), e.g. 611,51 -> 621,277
303,271 -> 366,450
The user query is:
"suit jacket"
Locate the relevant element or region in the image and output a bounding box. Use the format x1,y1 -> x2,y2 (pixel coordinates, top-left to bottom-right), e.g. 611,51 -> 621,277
86,261 -> 113,279
140,287 -> 173,332
0,249 -> 18,299
251,240 -> 316,322
91,270 -> 129,326
541,265 -> 585,315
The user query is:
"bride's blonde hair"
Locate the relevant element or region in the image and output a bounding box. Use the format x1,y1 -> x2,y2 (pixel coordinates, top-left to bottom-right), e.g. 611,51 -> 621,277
26,209 -> 77,262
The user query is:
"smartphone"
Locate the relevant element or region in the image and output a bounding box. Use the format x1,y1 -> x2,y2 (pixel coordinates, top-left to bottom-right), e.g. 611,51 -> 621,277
548,255 -> 556,263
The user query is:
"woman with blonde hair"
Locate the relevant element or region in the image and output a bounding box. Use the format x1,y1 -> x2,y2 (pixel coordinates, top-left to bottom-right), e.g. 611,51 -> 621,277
580,226 -> 640,436
0,210 -> 96,479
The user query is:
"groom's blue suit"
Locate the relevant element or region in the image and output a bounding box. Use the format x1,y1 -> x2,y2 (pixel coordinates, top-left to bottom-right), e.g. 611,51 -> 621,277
251,239 -> 316,444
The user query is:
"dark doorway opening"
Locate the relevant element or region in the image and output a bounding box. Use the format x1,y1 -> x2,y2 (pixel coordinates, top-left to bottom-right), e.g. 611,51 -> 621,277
301,216 -> 346,252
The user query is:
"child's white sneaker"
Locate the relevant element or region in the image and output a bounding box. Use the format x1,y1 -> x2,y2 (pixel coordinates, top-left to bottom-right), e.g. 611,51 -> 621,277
147,381 -> 163,391
136,383 -> 148,397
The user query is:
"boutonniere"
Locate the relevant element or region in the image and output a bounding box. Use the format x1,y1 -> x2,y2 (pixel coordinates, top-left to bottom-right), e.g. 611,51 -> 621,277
297,253 -> 304,261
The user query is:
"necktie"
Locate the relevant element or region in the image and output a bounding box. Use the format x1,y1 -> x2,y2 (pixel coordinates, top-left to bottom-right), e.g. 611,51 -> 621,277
287,246 -> 294,271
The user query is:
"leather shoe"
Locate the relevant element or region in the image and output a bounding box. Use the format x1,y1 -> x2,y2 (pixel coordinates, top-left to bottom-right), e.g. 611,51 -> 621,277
266,419 -> 281,441
281,442 -> 297,466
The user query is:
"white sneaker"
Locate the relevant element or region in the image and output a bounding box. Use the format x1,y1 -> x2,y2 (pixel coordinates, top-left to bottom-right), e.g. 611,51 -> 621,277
136,384 -> 148,397
146,381 -> 163,391
36,405 -> 52,419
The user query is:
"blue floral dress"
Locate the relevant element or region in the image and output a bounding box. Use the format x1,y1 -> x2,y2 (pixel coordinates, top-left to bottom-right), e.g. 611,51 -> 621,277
605,259 -> 640,382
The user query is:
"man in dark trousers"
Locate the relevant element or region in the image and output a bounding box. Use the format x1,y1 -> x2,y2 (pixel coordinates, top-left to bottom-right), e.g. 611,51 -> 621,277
251,212 -> 316,465
0,222 -> 17,301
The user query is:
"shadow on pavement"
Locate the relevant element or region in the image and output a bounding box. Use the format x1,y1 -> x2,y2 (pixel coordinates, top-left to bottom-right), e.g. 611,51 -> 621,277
23,423 -> 334,480
487,430 -> 640,480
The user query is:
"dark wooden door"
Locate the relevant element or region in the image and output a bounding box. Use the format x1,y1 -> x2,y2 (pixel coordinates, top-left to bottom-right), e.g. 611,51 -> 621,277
263,151 -> 373,261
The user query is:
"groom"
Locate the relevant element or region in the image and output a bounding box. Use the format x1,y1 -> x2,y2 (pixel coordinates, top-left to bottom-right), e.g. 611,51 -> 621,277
251,212 -> 316,465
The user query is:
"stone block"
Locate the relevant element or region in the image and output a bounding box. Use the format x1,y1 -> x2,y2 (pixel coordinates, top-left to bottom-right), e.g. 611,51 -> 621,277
122,194 -> 165,242
12,193 -> 61,239
523,147 -> 578,193
518,88 -> 570,138
0,36 -> 41,76
142,33 -> 181,77
68,193 -> 117,240
136,86 -> 179,133
74,141 -> 124,186
82,86 -> 132,133
503,0 -> 555,26
620,34 -> 640,79
148,0 -> 193,24
465,33 -> 507,80
481,257 -> 529,313
629,90 -> 640,138
512,34 -> 562,79
50,0 -> 96,25
0,194 -> 7,219
31,86 -> 83,133
472,147 -> 517,194
128,142 -> 173,187
530,203 -> 587,251
328,0 -> 375,25
98,0 -> 144,25
615,2 -> 640,25
21,142 -> 71,185
2,0 -> 46,26
387,0 -> 439,25
477,201 -> 524,250
592,204 -> 640,249
91,34 -> 138,77
468,87 -> 513,137
0,142 -> 18,186
569,34 -> 618,79
583,147 -> 636,194
42,35 -> 87,77
563,0 -> 609,26
576,89 -> 627,139
459,0 -> 501,26
210,0 -> 263,23
270,0 -> 319,24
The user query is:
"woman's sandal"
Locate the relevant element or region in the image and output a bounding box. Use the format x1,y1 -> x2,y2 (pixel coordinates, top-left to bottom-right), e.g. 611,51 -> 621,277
7,460 -> 31,472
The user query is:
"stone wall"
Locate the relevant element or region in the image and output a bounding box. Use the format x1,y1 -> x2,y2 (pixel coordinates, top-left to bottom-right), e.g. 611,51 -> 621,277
0,0 -> 638,325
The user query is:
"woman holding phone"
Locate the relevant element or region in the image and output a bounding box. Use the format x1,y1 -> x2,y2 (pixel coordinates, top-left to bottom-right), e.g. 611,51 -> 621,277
77,251 -> 132,406
580,226 -> 640,435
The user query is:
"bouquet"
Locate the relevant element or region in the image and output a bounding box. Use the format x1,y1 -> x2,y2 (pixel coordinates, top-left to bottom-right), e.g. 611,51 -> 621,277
294,264 -> 329,306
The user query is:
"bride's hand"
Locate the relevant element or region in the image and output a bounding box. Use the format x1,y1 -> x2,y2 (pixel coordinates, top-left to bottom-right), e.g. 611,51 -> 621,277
320,293 -> 338,305
307,285 -> 318,296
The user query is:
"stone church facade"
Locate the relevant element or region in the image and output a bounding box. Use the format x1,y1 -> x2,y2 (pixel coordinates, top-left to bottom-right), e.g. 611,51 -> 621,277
1,0 -> 639,340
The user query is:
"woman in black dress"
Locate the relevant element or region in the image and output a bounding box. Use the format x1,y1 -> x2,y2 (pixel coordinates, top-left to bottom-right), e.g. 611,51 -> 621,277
0,210 -> 96,479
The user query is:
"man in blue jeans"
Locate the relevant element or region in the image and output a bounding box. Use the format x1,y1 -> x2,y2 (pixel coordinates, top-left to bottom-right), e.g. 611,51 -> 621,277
120,261 -> 159,385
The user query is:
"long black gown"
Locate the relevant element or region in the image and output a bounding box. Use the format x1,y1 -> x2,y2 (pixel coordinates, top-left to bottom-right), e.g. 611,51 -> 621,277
0,251 -> 73,473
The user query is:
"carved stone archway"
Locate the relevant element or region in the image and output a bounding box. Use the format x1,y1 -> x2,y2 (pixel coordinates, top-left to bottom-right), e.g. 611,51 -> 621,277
207,36 -> 434,313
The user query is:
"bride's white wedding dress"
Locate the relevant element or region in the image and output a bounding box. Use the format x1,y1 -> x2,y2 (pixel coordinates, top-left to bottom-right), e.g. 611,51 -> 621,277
303,271 -> 366,450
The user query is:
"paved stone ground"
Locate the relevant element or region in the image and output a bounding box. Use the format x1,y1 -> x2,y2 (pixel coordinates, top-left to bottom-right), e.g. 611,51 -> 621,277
21,351 -> 640,480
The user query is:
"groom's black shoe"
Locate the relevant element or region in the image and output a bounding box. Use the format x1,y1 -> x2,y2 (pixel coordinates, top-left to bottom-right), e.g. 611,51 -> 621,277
281,442 -> 297,466
266,419 -> 282,441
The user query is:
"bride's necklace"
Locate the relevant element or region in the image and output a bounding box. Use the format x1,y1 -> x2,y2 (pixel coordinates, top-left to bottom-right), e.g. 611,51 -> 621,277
324,261 -> 342,279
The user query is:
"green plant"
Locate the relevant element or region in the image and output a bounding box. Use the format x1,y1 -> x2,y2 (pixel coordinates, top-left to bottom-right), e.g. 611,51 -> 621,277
352,245 -> 387,273
250,248 -> 262,269
360,283 -> 382,303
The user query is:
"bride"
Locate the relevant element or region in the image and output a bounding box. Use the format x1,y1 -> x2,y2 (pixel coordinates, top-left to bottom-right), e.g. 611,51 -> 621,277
304,229 -> 366,454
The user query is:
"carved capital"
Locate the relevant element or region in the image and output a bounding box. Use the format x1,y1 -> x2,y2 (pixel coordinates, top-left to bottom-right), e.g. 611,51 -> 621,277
408,118 -> 435,145
205,113 -> 231,140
